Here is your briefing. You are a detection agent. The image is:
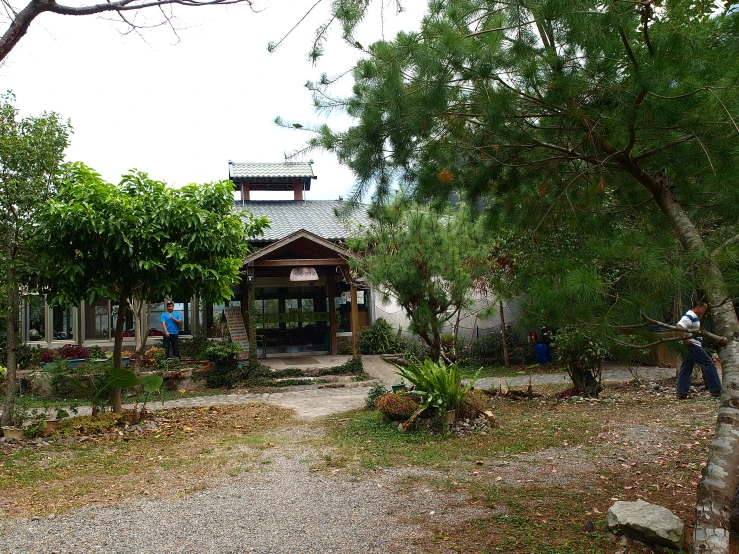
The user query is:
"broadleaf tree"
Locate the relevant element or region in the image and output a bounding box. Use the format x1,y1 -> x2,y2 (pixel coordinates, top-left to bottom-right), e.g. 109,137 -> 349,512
35,163 -> 268,411
0,93 -> 70,427
303,0 -> 739,550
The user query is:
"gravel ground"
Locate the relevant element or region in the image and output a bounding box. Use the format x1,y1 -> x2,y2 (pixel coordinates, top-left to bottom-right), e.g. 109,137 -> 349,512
0,427 -> 485,554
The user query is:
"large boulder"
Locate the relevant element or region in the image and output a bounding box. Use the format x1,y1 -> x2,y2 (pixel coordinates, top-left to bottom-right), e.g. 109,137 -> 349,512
607,499 -> 684,550
26,371 -> 55,399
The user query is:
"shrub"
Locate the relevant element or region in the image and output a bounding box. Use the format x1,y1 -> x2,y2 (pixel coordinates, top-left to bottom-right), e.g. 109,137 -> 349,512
458,389 -> 490,419
374,392 -> 420,421
358,318 -> 401,354
178,336 -> 211,359
397,358 -> 479,414
554,327 -> 608,397
365,384 -> 390,408
40,349 -> 57,363
402,337 -> 429,362
468,332 -> 514,365
202,341 -> 242,389
16,344 -> 43,369
59,344 -> 92,360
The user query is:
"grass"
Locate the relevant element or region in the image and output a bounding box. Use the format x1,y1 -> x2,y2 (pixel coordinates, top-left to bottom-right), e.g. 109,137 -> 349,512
0,403 -> 294,519
457,363 -> 559,380
317,381 -> 717,553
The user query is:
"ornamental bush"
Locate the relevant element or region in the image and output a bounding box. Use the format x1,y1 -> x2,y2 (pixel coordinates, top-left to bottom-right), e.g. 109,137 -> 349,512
59,344 -> 92,360
358,318 -> 401,354
374,392 -> 420,421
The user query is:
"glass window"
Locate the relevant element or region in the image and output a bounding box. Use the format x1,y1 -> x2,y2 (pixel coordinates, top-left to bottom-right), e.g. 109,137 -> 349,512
262,298 -> 279,329
173,300 -> 192,335
208,302 -> 227,337
111,304 -> 135,338
25,295 -> 46,342
150,302 -> 165,336
286,299 -> 299,329
52,306 -> 74,341
85,298 -> 110,340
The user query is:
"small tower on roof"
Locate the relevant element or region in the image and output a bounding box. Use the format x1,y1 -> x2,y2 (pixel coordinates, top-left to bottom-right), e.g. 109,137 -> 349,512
228,161 -> 317,201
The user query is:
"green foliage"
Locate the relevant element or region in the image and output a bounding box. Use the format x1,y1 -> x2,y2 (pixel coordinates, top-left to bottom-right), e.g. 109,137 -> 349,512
554,327 -> 609,397
15,344 -> 43,370
466,332 -> 514,365
358,318 -> 401,354
401,337 -> 429,362
202,341 -> 242,389
178,337 -> 211,359
317,356 -> 364,376
365,384 -> 390,408
64,361 -> 139,412
396,359 -> 479,415
306,0 -> 739,359
348,197 -> 488,362
374,392 -> 421,421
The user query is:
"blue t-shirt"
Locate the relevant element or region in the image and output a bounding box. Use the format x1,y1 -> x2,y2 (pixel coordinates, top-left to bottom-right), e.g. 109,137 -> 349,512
161,312 -> 181,335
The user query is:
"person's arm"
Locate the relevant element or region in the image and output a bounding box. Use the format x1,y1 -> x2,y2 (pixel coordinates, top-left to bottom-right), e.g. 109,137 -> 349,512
676,315 -> 692,344
161,315 -> 170,337
171,313 -> 183,325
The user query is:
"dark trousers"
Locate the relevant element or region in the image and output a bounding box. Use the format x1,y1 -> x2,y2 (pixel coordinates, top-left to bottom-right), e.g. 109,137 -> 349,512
163,334 -> 180,358
677,344 -> 721,395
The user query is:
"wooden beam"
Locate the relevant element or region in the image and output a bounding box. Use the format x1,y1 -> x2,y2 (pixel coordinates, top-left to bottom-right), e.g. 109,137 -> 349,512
328,278 -> 337,355
351,283 -> 359,359
254,258 -> 347,267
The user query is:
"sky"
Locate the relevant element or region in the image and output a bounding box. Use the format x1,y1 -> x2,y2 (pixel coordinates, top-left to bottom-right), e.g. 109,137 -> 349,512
0,0 -> 425,200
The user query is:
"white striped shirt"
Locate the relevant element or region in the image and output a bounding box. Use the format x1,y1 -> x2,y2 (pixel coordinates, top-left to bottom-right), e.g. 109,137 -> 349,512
677,310 -> 702,346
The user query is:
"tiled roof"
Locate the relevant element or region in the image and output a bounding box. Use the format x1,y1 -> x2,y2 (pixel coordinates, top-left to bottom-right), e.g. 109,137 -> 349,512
229,162 -> 316,180
238,200 -> 371,242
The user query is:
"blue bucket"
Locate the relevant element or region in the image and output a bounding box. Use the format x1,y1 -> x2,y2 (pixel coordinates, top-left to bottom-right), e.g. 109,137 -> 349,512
535,343 -> 551,364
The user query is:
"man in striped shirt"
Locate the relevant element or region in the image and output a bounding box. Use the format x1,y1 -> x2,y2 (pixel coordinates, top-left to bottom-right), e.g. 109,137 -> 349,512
675,300 -> 722,399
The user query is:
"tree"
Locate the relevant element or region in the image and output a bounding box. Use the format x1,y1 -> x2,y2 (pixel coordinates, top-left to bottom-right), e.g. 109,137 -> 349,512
0,93 -> 70,427
305,0 -> 739,550
348,195 -> 488,363
0,0 -> 257,64
35,163 -> 267,411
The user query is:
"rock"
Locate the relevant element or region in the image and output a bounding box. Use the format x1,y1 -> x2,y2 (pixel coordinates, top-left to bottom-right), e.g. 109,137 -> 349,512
607,499 -> 683,550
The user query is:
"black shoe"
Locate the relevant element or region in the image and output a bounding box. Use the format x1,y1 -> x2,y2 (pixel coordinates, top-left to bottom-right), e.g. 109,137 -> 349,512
676,394 -> 690,400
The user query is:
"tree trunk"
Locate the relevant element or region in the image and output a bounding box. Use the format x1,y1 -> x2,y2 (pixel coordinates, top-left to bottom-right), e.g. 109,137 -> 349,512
650,186 -> 739,553
131,297 -> 151,360
500,301 -> 510,368
110,289 -> 129,413
1,285 -> 19,427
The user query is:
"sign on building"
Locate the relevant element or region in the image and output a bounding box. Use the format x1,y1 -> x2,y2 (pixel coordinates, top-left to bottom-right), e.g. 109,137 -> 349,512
290,267 -> 318,281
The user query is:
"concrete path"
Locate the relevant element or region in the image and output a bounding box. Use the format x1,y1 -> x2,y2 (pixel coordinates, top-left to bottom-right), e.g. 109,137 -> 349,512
113,358 -> 675,419
18,357 -> 679,421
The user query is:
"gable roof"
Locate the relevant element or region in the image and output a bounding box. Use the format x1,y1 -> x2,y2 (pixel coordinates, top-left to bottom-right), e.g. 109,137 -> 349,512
238,200 -> 371,242
243,229 -> 353,265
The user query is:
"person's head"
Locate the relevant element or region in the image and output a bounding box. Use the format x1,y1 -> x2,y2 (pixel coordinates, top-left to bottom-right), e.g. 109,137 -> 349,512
692,300 -> 708,316
167,301 -> 174,313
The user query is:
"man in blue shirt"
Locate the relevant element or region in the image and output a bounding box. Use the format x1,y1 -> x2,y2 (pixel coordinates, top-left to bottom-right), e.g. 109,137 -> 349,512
675,300 -> 722,399
160,301 -> 182,359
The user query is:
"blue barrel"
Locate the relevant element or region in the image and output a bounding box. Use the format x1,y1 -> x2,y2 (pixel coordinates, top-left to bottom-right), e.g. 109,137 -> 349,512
535,342 -> 551,364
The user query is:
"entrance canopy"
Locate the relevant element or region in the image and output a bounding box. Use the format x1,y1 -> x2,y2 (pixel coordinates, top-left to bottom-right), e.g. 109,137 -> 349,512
243,229 -> 364,357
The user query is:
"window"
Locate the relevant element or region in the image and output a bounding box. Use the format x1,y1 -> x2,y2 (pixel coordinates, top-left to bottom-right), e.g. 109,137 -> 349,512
85,298 -> 110,340
52,306 -> 74,341
24,295 -> 46,342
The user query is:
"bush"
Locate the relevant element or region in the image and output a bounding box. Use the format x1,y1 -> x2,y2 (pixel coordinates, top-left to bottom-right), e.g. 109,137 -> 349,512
358,318 -> 401,354
59,344 -> 92,360
178,336 -> 211,359
458,389 -> 490,419
554,327 -> 608,397
203,341 -> 242,389
396,358 -> 480,414
40,349 -> 57,363
16,344 -> 43,369
374,392 -> 420,421
365,384 -> 390,408
402,337 -> 429,362
468,332 -> 514,365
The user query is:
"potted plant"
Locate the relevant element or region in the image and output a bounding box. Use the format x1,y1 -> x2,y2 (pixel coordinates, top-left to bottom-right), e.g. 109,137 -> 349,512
1,395 -> 30,440
59,344 -> 92,369
391,377 -> 407,393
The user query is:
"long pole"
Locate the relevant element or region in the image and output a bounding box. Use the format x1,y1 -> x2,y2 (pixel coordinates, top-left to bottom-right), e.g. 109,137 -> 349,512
499,300 -> 510,368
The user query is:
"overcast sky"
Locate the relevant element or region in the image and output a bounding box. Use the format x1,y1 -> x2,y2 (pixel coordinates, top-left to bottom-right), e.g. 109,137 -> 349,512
0,0 -> 424,200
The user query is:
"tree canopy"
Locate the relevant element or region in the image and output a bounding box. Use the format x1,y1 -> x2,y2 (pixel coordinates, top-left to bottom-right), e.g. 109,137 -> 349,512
348,195 -> 488,362
35,163 -> 268,409
0,92 -> 70,427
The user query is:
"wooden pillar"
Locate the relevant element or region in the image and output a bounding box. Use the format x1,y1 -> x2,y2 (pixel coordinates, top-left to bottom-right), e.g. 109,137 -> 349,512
247,269 -> 257,366
351,282 -> 359,359
328,276 -> 337,355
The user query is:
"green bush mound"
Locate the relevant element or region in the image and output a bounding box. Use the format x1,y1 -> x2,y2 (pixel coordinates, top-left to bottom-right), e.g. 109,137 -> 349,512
374,392 -> 420,421
57,413 -> 126,436
358,319 -> 402,354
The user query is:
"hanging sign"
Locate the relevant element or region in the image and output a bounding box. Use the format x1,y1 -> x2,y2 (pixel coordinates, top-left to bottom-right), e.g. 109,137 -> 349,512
223,306 -> 249,360
290,267 -> 318,281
